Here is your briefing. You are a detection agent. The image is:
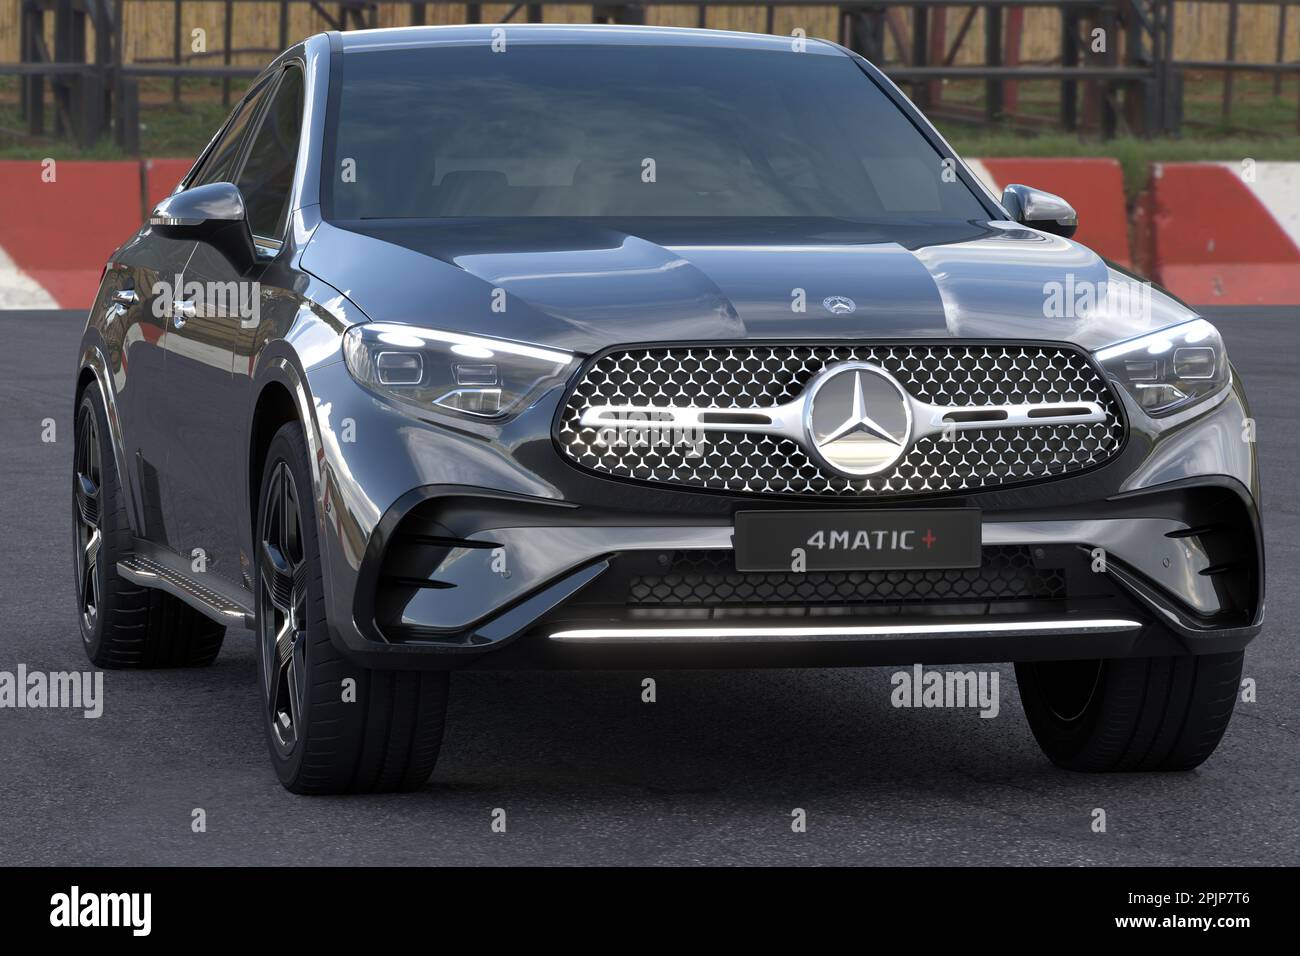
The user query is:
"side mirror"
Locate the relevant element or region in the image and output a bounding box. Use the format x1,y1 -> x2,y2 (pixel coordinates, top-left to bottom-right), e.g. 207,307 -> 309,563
1001,183 -> 1078,239
150,181 -> 256,270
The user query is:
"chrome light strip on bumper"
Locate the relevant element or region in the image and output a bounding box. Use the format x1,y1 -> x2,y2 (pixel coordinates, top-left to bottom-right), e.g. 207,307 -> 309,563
548,618 -> 1144,643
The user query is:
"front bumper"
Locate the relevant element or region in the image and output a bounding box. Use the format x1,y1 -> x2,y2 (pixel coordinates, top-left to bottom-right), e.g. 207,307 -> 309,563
304,360 -> 1263,670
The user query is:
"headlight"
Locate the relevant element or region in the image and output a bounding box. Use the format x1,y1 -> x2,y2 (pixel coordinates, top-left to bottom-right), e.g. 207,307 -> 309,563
343,323 -> 580,420
1094,318 -> 1231,418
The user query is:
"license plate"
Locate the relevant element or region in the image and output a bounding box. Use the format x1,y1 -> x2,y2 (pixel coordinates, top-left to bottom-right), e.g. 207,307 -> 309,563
732,509 -> 981,572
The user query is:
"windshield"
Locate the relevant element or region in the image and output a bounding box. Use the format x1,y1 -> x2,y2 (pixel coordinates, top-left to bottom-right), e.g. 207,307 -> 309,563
326,43 -> 989,221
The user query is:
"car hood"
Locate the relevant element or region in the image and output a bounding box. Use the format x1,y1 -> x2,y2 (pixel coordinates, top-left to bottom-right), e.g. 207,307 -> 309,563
301,217 -> 1196,355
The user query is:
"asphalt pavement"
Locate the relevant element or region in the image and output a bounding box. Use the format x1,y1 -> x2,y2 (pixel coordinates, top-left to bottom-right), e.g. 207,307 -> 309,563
0,306 -> 1296,866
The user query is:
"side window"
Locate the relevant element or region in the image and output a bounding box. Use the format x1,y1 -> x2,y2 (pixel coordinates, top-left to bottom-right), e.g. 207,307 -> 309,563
236,67 -> 305,243
190,82 -> 271,188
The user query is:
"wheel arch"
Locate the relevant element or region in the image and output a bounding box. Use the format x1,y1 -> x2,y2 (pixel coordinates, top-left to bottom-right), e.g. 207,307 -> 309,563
74,366 -> 97,405
249,379 -> 301,536
246,347 -> 332,544
75,343 -> 133,535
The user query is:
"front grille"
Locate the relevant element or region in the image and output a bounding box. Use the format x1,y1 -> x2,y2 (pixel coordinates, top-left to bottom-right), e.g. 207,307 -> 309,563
627,546 -> 1065,608
558,344 -> 1125,496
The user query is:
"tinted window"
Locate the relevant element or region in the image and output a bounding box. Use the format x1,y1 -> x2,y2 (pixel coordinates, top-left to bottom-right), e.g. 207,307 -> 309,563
191,82 -> 270,187
328,44 -> 987,220
237,67 -> 305,240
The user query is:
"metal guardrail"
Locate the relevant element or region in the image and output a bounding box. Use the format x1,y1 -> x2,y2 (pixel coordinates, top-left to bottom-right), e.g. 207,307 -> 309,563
3,0 -> 1298,150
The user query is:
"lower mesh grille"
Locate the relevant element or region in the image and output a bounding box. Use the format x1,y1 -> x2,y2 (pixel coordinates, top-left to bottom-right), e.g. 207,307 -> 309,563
627,546 -> 1064,608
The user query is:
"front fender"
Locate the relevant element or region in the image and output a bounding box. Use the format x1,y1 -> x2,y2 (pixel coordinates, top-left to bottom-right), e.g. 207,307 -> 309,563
76,268 -> 137,536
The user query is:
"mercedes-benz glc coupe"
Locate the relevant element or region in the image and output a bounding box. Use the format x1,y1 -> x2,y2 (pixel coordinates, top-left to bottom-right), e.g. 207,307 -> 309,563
72,25 -> 1263,792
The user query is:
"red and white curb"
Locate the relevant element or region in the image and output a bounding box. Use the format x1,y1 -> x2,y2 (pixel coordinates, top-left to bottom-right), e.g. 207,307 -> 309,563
0,246 -> 58,309
1142,161 -> 1300,305
1237,161 -> 1300,251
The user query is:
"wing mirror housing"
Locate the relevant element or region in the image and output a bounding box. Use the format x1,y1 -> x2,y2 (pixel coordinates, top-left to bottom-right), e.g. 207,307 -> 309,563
150,181 -> 256,270
1001,183 -> 1078,239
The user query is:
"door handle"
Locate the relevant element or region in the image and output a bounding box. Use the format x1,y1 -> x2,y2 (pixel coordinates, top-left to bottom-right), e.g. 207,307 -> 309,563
104,287 -> 136,323
172,298 -> 196,328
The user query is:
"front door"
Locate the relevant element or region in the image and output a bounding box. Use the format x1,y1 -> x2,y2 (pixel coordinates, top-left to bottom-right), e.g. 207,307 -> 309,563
159,252 -> 247,585
108,231 -> 195,550
161,63 -> 304,591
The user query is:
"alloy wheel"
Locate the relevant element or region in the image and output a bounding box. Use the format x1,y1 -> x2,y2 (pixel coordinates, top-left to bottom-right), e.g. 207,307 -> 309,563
73,404 -> 103,637
259,461 -> 310,754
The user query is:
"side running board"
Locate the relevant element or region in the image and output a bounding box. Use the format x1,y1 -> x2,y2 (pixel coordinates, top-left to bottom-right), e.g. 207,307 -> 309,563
117,551 -> 254,629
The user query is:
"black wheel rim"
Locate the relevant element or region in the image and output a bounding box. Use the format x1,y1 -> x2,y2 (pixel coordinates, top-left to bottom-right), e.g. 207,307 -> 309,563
259,461 -> 309,755
73,405 -> 102,638
1033,659 -> 1103,723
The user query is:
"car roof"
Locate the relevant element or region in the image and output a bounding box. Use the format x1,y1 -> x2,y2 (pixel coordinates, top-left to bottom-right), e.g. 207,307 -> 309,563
337,23 -> 846,57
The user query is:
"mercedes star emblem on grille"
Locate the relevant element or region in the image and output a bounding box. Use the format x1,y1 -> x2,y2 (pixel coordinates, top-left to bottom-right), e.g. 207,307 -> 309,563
803,363 -> 912,476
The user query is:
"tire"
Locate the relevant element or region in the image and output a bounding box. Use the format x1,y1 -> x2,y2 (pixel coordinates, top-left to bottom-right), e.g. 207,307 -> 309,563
74,383 -> 225,668
1016,652 -> 1243,772
254,421 -> 449,794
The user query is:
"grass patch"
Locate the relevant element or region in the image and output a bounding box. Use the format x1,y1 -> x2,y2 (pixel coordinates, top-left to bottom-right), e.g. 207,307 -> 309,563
0,75 -> 250,161
934,72 -> 1300,137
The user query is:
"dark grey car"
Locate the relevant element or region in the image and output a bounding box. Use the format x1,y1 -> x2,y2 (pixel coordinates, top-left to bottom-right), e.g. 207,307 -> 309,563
73,25 -> 1262,793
